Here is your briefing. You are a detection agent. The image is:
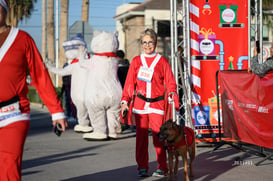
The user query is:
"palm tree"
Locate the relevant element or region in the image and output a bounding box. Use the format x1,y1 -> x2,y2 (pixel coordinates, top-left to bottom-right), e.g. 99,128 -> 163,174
6,0 -> 37,27
59,0 -> 69,77
47,0 -> 56,85
82,0 -> 89,22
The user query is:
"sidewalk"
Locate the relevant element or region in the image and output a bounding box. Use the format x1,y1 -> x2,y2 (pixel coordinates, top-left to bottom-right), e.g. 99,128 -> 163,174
22,104 -> 273,181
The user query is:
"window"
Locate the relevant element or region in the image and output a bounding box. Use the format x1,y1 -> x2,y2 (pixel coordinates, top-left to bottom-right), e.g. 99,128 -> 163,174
250,24 -> 269,41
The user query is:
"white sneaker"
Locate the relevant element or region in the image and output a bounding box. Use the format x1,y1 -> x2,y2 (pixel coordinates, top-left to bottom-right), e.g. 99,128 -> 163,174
83,132 -> 108,141
116,124 -> 122,134
74,125 -> 93,133
108,133 -> 118,139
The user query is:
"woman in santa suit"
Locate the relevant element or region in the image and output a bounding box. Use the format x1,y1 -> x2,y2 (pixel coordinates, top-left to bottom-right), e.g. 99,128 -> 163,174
0,1 -> 67,180
120,28 -> 179,177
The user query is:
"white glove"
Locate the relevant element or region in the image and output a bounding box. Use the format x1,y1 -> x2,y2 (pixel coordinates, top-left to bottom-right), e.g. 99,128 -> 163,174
45,59 -> 54,68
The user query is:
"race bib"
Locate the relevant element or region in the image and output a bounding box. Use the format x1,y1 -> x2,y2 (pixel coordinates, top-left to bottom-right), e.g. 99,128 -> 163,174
0,101 -> 21,121
137,66 -> 154,82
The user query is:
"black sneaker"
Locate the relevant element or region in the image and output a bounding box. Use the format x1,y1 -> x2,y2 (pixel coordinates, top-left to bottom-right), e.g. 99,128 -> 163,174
152,169 -> 167,177
138,169 -> 149,177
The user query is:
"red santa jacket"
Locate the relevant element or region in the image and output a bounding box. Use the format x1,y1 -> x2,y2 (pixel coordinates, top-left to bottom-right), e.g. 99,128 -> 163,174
0,27 -> 64,127
121,53 -> 179,119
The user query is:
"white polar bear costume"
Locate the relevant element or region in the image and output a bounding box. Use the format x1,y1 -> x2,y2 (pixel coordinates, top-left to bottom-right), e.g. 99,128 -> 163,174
82,31 -> 122,140
46,34 -> 93,133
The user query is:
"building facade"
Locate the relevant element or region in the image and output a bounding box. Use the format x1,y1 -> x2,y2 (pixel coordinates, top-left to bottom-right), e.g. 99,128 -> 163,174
114,0 -> 182,61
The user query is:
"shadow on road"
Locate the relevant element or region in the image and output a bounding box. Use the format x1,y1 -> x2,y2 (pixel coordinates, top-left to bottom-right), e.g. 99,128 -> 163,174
60,161 -> 164,181
22,144 -> 107,171
58,146 -> 248,181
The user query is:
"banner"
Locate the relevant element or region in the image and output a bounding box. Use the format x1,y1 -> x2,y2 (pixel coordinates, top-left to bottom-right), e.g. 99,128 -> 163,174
220,71 -> 273,149
189,0 -> 249,141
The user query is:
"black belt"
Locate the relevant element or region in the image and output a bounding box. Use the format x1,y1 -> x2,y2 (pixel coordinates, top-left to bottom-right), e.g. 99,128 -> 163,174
137,93 -> 164,103
0,96 -> 20,108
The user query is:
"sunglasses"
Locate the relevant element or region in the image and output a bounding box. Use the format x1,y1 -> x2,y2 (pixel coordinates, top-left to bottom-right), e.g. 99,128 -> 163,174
142,41 -> 155,46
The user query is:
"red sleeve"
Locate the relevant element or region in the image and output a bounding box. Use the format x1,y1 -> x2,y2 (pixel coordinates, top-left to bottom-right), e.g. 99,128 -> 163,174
121,56 -> 138,104
163,57 -> 177,95
162,57 -> 179,110
26,34 -> 64,114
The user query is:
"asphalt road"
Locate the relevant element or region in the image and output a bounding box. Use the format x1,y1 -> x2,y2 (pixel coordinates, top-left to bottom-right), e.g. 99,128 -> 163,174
22,104 -> 273,181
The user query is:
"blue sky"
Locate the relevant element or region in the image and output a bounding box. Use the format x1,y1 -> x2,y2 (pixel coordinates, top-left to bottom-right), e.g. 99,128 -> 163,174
18,0 -> 146,50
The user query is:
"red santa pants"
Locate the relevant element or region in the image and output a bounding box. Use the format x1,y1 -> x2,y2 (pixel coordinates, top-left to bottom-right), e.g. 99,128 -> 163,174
0,121 -> 30,181
134,113 -> 168,172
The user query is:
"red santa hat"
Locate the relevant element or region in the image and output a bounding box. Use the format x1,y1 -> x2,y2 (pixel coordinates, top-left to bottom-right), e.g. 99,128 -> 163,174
0,0 -> 8,12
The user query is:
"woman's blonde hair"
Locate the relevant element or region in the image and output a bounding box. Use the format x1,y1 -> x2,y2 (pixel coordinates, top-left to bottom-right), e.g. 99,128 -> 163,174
140,28 -> 157,44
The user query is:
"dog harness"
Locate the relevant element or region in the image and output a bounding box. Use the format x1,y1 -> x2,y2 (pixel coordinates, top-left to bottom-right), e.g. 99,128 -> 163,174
166,126 -> 194,152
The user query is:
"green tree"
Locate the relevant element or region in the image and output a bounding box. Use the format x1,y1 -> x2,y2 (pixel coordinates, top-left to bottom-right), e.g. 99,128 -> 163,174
6,0 -> 37,27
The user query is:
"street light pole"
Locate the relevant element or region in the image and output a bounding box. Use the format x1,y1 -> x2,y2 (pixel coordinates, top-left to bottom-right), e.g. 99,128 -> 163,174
55,0 -> 59,86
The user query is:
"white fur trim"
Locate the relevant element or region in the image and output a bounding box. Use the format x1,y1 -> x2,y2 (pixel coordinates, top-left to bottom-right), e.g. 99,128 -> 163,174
140,54 -> 162,110
132,108 -> 164,115
120,100 -> 128,105
142,52 -> 157,57
0,113 -> 30,128
0,27 -> 19,63
51,112 -> 66,121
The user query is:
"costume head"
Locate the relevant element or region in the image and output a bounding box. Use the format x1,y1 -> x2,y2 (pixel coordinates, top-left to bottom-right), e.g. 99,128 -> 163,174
0,0 -> 8,12
91,30 -> 119,53
62,33 -> 87,61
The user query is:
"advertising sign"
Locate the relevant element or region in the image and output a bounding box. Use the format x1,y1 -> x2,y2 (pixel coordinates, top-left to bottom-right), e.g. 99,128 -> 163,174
189,0 -> 249,141
220,71 -> 273,149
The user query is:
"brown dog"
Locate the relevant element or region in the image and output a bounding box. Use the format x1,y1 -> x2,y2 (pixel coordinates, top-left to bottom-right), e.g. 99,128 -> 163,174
158,119 -> 195,181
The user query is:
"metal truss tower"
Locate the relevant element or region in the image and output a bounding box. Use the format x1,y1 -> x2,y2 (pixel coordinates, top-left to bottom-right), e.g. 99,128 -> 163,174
170,0 -> 193,129
169,0 -> 262,130
251,0 -> 263,62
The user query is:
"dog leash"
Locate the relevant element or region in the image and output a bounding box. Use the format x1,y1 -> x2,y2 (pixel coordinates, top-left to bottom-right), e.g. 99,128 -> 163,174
170,101 -> 189,147
162,104 -> 173,150
184,127 -> 189,147
168,102 -> 172,120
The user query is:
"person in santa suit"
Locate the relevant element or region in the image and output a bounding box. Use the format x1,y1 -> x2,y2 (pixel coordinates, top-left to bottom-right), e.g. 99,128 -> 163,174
120,28 -> 179,178
0,1 -> 67,180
